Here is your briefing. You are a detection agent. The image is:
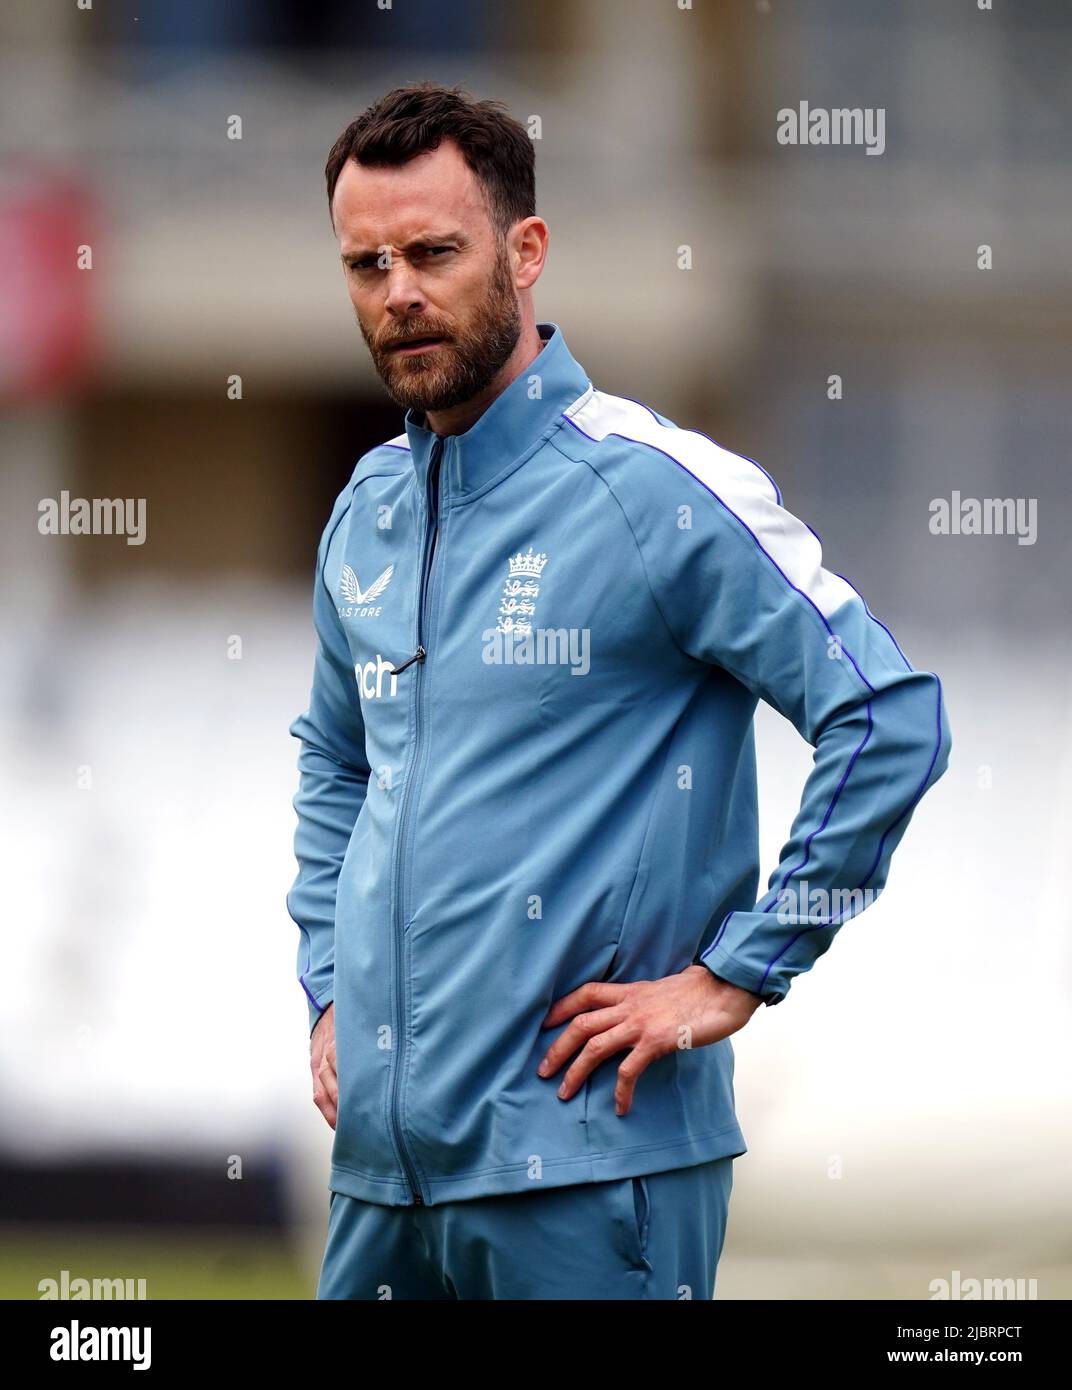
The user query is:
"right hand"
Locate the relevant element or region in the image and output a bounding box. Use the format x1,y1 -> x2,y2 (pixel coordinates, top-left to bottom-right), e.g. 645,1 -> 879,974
310,1003 -> 338,1130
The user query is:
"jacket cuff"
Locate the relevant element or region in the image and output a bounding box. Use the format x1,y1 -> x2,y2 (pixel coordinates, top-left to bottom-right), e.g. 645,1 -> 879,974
697,944 -> 787,1007
306,988 -> 333,1037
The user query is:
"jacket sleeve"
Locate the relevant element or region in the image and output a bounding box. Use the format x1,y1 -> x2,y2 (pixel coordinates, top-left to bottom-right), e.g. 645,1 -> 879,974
636,446 -> 951,1006
286,497 -> 371,1034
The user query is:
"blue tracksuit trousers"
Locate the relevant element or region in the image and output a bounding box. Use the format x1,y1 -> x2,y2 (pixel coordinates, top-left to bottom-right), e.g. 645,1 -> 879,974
316,1156 -> 735,1300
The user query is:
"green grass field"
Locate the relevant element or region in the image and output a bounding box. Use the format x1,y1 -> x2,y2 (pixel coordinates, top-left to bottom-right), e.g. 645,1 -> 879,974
0,1225 -> 313,1300
8,1224 -> 1066,1300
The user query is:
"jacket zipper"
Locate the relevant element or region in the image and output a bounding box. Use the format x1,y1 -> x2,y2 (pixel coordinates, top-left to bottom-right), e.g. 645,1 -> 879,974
386,435 -> 446,1206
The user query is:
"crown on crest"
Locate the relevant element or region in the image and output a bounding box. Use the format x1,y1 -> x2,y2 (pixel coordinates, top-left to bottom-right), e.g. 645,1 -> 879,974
508,547 -> 548,579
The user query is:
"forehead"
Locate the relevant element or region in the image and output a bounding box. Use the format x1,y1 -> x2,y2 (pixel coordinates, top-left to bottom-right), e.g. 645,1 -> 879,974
332,139 -> 490,250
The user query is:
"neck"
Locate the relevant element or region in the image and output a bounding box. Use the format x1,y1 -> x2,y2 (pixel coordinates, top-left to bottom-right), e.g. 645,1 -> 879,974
424,321 -> 545,437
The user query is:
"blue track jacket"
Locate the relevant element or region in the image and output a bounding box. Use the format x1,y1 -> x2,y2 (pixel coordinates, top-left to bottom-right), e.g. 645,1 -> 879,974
287,321 -> 951,1206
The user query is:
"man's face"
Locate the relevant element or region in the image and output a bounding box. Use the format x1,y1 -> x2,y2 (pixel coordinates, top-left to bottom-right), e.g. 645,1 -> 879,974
332,139 -> 522,414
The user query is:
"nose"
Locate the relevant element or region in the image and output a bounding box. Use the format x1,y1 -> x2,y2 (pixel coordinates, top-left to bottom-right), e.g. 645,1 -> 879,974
382,254 -> 426,318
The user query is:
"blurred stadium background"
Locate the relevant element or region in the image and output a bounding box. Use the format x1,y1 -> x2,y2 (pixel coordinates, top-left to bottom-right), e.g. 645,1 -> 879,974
1,0 -> 1069,1299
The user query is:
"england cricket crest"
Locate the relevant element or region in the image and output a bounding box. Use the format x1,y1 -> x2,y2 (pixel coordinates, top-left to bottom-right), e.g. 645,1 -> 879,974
496,547 -> 547,635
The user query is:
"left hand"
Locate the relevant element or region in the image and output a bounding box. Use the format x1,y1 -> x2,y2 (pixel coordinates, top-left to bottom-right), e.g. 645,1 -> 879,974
537,965 -> 763,1116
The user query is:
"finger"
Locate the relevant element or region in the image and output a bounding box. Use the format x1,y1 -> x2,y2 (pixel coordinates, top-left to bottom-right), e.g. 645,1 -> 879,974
312,1082 -> 337,1130
614,1043 -> 661,1117
310,1050 -> 337,1085
538,1004 -> 628,1079
317,1054 -> 338,1102
542,981 -> 629,1028
556,1022 -> 638,1101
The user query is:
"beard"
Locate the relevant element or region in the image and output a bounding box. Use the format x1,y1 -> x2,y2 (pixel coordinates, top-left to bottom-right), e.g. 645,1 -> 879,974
358,241 -> 522,415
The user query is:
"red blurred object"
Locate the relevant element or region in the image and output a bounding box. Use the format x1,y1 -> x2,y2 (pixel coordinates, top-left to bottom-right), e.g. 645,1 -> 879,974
0,166 -> 97,402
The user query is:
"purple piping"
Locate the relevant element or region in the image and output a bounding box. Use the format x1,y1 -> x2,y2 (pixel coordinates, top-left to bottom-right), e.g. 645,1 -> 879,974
591,404 -> 910,677
833,571 -> 913,673
577,410 -> 947,998
301,975 -> 325,1012
562,415 -> 876,694
763,702 -> 874,906
689,429 -> 784,507
288,896 -> 326,1013
857,672 -> 946,888
610,392 -> 784,504
753,672 -> 946,992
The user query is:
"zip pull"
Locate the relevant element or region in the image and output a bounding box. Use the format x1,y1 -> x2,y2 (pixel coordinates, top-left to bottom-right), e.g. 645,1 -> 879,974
389,645 -> 426,676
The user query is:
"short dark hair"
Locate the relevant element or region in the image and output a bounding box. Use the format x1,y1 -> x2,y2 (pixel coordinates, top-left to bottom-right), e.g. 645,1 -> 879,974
324,82 -> 535,238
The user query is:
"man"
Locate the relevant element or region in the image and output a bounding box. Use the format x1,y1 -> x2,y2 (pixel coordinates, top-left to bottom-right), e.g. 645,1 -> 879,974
288,82 -> 951,1301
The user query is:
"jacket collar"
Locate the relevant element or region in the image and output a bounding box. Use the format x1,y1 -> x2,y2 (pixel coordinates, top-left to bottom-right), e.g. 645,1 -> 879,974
402,321 -> 591,505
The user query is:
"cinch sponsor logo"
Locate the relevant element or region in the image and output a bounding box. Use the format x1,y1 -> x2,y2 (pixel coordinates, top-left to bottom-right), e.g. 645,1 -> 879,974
356,654 -> 399,699
49,1320 -> 151,1370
